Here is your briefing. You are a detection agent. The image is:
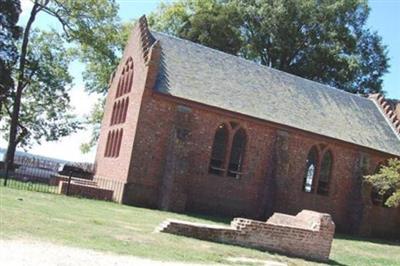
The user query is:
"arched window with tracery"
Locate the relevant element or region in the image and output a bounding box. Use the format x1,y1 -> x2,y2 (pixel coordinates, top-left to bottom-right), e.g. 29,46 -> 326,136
115,57 -> 133,98
303,146 -> 318,193
317,150 -> 332,195
209,124 -> 229,176
209,122 -> 247,178
227,128 -> 247,178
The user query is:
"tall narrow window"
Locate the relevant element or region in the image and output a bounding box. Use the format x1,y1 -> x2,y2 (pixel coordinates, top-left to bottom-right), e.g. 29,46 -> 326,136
118,102 -> 122,123
118,99 -> 124,124
123,67 -> 128,94
227,128 -> 246,178
209,124 -> 229,176
110,103 -> 117,125
116,78 -> 122,98
303,147 -> 318,193
127,62 -> 134,92
116,129 -> 123,157
317,151 -> 332,195
107,131 -> 115,157
119,69 -> 125,97
104,132 -> 111,156
123,97 -> 129,123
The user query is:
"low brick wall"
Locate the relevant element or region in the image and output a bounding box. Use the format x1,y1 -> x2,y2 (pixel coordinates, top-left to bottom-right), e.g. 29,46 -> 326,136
58,181 -> 114,201
49,175 -> 69,186
156,210 -> 335,262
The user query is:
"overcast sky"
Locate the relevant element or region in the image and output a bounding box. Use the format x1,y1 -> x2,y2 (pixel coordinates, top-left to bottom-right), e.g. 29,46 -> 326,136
0,0 -> 399,163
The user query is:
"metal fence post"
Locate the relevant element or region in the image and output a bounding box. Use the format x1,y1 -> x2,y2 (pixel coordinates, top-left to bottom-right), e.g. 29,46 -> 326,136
66,171 -> 72,196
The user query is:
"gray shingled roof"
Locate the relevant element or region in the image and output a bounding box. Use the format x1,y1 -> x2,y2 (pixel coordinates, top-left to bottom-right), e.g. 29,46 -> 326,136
151,31 -> 400,156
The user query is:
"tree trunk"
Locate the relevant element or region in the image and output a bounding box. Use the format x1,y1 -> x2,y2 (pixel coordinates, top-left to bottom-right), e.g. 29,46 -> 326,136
4,3 -> 40,185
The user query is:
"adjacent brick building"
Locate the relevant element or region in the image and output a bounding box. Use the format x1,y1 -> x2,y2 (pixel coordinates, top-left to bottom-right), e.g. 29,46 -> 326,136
95,16 -> 400,238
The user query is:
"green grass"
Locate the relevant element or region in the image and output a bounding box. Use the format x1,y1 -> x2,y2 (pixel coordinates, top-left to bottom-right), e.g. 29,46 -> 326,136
1,186 -> 399,266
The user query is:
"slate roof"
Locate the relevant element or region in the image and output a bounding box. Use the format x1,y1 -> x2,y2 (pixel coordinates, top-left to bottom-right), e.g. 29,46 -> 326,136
151,31 -> 400,156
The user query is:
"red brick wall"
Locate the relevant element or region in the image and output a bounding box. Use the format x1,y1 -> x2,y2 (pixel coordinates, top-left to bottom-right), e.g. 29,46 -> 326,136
122,90 -> 396,235
58,181 -> 114,201
94,21 -> 154,186
359,180 -> 400,238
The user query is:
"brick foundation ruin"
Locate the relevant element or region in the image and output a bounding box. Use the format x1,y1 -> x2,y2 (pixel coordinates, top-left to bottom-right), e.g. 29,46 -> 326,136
156,210 -> 335,262
58,179 -> 114,201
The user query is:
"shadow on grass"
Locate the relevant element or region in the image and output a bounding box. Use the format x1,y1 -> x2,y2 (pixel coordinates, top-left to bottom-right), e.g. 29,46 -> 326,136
335,233 -> 400,247
326,259 -> 348,266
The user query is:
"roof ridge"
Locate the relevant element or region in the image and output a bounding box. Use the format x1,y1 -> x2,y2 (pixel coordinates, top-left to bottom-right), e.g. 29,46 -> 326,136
138,16 -> 156,63
369,93 -> 400,137
151,30 -> 370,103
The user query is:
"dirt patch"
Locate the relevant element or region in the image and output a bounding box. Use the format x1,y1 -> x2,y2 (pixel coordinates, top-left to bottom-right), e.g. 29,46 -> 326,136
0,238 -> 222,266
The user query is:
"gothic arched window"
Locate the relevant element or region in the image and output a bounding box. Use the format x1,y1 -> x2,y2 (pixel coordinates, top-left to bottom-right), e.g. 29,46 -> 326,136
317,150 -> 332,195
115,57 -> 133,98
209,122 -> 247,178
209,124 -> 229,176
227,128 -> 247,178
303,146 -> 318,193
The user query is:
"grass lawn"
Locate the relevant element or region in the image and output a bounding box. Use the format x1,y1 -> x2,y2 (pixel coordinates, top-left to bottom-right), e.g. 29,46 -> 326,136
0,187 -> 399,266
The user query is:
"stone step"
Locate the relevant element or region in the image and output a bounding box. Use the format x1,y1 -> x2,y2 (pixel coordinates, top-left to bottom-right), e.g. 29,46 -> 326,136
153,220 -> 171,233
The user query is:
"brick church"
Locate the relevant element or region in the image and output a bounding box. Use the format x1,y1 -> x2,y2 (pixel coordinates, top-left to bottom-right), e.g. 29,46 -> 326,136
95,16 -> 400,238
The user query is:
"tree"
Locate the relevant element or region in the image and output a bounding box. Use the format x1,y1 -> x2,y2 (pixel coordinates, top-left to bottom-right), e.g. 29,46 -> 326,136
0,0 -> 22,115
149,0 -> 389,94
80,98 -> 105,154
148,0 -> 242,55
79,21 -> 133,153
364,158 -> 400,208
3,0 -> 120,183
1,30 -> 81,147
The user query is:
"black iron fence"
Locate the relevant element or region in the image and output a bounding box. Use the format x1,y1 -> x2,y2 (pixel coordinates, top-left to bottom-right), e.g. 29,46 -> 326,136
0,156 -> 125,202
0,175 -> 59,194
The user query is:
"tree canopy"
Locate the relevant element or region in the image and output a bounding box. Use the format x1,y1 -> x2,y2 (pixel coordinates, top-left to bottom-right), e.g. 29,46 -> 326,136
1,30 -> 81,147
2,0 -> 121,178
364,158 -> 400,208
149,0 -> 389,94
0,0 -> 22,114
